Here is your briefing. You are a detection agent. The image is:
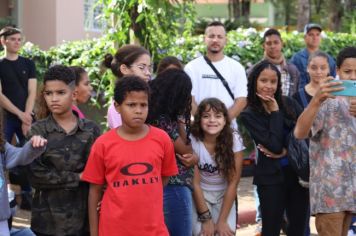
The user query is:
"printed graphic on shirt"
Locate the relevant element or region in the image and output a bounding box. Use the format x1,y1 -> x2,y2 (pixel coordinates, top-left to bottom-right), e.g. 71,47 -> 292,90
202,74 -> 219,80
113,162 -> 160,188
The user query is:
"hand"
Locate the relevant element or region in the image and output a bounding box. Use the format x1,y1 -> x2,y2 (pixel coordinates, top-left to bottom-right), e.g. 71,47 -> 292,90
97,201 -> 102,213
257,144 -> 287,159
215,221 -> 234,236
313,76 -> 343,105
349,98 -> 356,117
200,219 -> 215,236
18,111 -> 32,126
30,135 -> 47,148
177,153 -> 198,167
22,123 -> 31,136
256,93 -> 279,112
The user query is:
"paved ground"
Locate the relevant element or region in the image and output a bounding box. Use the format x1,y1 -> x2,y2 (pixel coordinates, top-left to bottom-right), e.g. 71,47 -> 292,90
13,177 -> 319,235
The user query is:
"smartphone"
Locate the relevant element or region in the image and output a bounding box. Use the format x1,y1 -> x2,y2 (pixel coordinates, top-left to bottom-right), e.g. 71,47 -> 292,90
331,80 -> 356,96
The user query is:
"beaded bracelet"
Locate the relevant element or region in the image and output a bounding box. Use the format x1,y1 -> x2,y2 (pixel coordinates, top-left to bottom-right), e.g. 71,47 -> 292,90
197,209 -> 212,222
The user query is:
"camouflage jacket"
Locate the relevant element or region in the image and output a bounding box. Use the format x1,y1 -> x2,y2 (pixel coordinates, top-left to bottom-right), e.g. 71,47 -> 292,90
27,115 -> 100,236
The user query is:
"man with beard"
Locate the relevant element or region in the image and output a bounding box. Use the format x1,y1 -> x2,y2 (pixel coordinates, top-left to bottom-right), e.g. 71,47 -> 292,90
185,21 -> 247,129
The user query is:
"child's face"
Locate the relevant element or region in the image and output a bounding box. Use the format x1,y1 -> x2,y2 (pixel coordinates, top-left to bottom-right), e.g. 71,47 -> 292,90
75,72 -> 92,104
121,54 -> 152,82
115,91 -> 148,129
337,58 -> 356,81
43,80 -> 75,115
307,56 -> 329,84
256,68 -> 278,98
200,106 -> 226,137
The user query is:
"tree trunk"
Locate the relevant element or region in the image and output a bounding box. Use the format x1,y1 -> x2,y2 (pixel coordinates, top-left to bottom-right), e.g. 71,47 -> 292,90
297,0 -> 310,32
242,0 -> 251,25
328,0 -> 343,32
228,0 -> 240,21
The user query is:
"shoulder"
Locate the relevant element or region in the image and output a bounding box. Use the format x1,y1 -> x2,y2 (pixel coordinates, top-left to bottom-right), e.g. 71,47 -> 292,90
149,126 -> 171,139
185,56 -> 205,69
224,56 -> 244,68
18,56 -> 35,65
80,119 -> 101,136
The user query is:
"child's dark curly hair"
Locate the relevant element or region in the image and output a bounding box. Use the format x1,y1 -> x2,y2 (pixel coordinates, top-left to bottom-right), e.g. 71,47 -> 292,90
43,65 -> 76,85
36,65 -> 76,120
191,98 -> 236,181
147,68 -> 192,143
336,46 -> 356,68
114,75 -> 150,105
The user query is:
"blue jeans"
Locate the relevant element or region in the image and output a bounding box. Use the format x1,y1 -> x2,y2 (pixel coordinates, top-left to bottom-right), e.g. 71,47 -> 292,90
163,185 -> 192,236
11,228 -> 36,236
4,117 -> 25,145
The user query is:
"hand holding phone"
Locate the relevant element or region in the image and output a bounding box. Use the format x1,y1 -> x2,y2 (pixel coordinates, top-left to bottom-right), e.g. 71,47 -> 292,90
331,80 -> 356,96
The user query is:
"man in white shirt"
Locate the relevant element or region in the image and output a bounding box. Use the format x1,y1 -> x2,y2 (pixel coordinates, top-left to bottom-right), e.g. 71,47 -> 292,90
185,21 -> 247,128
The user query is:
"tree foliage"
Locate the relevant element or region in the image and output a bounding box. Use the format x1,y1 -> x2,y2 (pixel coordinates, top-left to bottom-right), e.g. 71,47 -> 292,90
96,0 -> 196,62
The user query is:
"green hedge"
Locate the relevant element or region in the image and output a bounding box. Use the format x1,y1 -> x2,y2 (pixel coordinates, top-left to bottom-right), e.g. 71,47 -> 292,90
2,28 -> 355,105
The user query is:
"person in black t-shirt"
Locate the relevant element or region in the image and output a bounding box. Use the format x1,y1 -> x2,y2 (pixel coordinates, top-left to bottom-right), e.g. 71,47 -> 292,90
0,26 -> 37,211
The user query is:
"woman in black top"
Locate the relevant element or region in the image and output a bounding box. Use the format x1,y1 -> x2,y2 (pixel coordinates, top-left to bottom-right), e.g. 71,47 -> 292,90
240,60 -> 309,236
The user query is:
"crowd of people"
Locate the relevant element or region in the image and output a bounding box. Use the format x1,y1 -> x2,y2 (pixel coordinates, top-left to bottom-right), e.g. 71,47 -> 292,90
0,20 -> 355,236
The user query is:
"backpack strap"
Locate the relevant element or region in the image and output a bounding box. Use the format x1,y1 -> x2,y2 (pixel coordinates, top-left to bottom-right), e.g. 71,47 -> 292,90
203,56 -> 234,100
298,88 -> 309,108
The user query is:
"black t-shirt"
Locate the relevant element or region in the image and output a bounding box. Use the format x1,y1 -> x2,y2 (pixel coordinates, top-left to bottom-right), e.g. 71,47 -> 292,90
292,87 -> 313,109
0,56 -> 36,120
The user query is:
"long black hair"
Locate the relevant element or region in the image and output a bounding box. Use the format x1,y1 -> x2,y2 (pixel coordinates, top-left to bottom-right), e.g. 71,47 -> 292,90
147,68 -> 192,143
247,60 -> 297,121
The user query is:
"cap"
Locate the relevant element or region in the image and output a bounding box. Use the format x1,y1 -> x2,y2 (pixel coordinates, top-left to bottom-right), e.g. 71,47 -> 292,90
304,23 -> 322,35
0,26 -> 21,38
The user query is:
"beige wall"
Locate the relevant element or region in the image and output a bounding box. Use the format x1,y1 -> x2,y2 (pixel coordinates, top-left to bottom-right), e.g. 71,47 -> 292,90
0,0 -> 11,18
20,0 -> 102,50
22,0 -> 57,50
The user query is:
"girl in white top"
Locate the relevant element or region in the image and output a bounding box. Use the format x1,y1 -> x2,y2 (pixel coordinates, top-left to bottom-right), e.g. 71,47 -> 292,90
191,98 -> 244,236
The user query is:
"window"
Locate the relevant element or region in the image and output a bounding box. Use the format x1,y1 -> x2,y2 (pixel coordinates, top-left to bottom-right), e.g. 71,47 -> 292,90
84,0 -> 104,31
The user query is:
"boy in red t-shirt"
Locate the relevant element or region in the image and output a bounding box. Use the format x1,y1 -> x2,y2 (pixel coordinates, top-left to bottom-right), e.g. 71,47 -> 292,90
82,76 -> 178,236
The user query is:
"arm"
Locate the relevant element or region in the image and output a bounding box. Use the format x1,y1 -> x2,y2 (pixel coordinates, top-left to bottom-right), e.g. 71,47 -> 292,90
0,83 -> 31,125
5,136 -> 47,169
192,165 -> 214,236
240,111 -> 284,154
228,97 -> 247,121
26,124 -> 83,189
162,176 -> 170,186
22,79 -> 37,135
191,96 -> 198,116
294,77 -> 342,139
215,151 -> 243,236
88,184 -> 103,236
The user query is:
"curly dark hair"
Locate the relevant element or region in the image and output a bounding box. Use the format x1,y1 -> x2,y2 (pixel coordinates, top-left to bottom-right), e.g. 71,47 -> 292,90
147,68 -> 192,143
36,65 -> 76,120
156,56 -> 183,75
247,60 -> 297,120
336,46 -> 356,68
0,108 -> 5,152
69,66 -> 87,86
114,75 -> 150,105
191,98 -> 236,181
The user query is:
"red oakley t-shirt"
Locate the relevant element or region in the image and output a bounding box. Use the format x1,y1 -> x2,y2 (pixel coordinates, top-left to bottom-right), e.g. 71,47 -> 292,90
82,126 -> 178,236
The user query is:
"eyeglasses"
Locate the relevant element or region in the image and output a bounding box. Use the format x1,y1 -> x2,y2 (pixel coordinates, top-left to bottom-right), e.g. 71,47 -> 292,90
130,64 -> 153,73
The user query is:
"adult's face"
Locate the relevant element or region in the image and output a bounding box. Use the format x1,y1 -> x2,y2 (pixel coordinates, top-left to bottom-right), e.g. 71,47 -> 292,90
263,34 -> 283,59
304,29 -> 321,50
204,26 -> 227,54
